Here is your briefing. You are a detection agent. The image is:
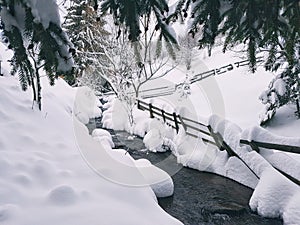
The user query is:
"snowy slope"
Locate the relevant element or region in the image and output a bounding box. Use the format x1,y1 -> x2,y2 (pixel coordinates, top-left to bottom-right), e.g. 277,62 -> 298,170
150,45 -> 300,137
0,74 -> 182,225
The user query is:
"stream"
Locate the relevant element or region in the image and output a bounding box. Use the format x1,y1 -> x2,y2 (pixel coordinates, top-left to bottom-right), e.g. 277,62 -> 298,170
87,117 -> 283,225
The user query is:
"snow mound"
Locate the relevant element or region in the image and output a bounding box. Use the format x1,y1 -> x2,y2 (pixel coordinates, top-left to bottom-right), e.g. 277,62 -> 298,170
283,192 -> 300,225
135,159 -> 174,198
250,168 -> 300,219
74,86 -> 102,124
102,98 -> 152,136
209,114 -> 242,150
143,129 -> 164,152
92,128 -> 111,138
93,136 -> 115,148
47,185 -> 77,205
92,128 -> 114,148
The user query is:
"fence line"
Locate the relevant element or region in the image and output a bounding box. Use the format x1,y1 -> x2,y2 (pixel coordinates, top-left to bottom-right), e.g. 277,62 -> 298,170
177,56 -> 265,86
137,99 -> 300,186
124,57 -> 266,100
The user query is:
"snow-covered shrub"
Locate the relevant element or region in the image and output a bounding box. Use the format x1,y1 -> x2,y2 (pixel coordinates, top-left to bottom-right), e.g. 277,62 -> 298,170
259,70 -> 300,125
143,119 -> 176,153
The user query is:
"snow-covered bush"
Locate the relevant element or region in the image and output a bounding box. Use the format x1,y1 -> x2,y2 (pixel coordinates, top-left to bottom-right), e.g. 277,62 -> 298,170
259,70 -> 300,125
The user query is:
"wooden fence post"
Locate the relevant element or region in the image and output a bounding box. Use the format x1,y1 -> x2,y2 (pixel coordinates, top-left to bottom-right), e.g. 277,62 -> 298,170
173,113 -> 179,133
149,103 -> 154,118
161,109 -> 166,122
137,100 -> 141,110
178,115 -> 187,132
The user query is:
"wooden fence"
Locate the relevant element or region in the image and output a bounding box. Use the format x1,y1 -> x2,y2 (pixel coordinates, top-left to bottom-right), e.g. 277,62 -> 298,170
137,99 -> 300,185
137,99 -> 216,147
182,57 -> 265,85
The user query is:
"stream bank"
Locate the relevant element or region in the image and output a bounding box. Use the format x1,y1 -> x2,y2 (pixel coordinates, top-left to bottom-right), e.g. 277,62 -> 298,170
87,117 -> 282,225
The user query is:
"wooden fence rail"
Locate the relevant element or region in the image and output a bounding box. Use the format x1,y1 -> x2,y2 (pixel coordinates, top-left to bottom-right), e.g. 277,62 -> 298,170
240,140 -> 300,154
136,99 -> 300,186
137,99 -> 215,145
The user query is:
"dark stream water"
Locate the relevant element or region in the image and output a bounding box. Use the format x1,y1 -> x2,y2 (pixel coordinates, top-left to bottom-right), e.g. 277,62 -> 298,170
87,118 -> 283,225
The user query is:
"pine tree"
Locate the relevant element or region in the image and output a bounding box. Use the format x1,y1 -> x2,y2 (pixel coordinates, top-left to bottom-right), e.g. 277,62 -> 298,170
0,0 -> 74,110
63,0 -> 110,88
99,0 -> 178,47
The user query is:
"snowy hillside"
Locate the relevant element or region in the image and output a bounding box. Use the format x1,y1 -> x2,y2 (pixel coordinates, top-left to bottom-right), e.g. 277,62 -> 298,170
0,71 -> 181,225
142,44 -> 300,137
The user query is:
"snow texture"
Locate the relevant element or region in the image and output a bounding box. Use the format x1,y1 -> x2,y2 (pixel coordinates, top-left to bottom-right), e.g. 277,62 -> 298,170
0,75 -> 181,225
26,0 -> 61,28
241,126 -> 300,147
273,78 -> 287,96
73,86 -> 102,124
250,168 -> 300,221
134,159 -> 174,198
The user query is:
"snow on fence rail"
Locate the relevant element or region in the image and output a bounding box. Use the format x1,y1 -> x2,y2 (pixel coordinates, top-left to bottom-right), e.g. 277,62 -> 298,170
240,139 -> 300,154
137,100 -> 215,146
177,56 -> 265,86
137,99 -> 300,186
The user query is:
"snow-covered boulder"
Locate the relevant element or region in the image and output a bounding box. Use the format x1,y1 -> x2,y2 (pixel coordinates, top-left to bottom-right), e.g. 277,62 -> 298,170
135,159 -> 174,198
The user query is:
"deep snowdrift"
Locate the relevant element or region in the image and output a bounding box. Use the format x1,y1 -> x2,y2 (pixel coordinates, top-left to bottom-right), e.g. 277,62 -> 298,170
0,76 -> 181,225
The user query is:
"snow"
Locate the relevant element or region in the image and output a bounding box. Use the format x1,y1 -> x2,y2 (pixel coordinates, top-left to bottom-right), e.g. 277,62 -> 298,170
102,98 -> 153,137
241,126 -> 300,147
1,8 -> 300,222
91,128 -> 111,138
73,86 -> 102,124
209,114 -> 242,150
143,128 -> 164,152
92,128 -> 115,148
283,192 -> 300,225
250,168 -> 300,220
134,159 -> 174,198
262,104 -> 300,138
273,78 -> 287,96
0,75 -> 181,225
143,119 -> 174,152
103,92 -> 300,223
26,0 -> 61,28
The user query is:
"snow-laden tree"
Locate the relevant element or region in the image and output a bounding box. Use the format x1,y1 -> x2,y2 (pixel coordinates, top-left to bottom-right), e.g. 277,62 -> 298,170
98,16 -> 179,128
63,0 -> 110,89
259,68 -> 300,125
0,0 -> 74,110
99,0 -> 178,48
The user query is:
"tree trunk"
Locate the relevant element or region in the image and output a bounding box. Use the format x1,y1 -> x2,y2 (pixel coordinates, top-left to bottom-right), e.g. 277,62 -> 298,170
296,99 -> 300,118
30,74 -> 37,107
36,70 -> 42,110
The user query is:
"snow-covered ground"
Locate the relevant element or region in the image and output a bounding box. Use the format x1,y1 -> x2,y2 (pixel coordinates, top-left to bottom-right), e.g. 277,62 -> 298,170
150,44 -> 300,137
0,44 -> 181,224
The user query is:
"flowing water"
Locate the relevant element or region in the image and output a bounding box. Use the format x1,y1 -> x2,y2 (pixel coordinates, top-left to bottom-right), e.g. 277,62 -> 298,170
87,118 -> 283,225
